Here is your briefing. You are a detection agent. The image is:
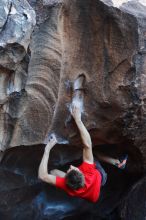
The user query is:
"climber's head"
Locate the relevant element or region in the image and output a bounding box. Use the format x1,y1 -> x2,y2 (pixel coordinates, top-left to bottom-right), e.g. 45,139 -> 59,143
65,165 -> 85,190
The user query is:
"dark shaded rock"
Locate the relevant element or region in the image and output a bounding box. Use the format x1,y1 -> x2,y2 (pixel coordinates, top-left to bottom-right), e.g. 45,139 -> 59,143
0,146 -> 141,220
120,176 -> 146,220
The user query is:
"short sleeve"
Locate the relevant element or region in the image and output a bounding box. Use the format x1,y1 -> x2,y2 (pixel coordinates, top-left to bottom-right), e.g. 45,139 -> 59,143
79,162 -> 96,173
56,176 -> 66,189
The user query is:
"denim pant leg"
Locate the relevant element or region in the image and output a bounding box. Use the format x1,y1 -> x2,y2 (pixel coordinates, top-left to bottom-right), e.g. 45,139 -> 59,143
95,160 -> 107,186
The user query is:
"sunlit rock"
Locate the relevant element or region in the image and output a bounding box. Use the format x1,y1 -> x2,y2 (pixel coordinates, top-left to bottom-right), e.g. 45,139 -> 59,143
0,0 -> 146,219
0,0 -> 35,150
0,0 -> 146,166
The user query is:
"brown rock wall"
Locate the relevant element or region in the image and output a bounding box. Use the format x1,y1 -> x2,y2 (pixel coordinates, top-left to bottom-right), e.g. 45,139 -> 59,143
0,0 -> 146,167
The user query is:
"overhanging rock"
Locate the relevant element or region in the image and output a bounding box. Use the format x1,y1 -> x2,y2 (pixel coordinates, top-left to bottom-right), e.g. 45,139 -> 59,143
0,0 -> 146,166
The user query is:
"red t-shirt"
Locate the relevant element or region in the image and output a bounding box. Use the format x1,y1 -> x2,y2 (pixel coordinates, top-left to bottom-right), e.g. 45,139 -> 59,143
56,162 -> 102,203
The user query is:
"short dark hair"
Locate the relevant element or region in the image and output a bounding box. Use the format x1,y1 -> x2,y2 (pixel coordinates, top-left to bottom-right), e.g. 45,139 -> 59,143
65,170 -> 85,190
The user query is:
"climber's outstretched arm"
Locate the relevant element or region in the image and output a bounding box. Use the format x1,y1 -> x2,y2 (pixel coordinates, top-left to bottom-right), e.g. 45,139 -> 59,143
38,134 -> 57,185
50,169 -> 66,177
71,105 -> 94,164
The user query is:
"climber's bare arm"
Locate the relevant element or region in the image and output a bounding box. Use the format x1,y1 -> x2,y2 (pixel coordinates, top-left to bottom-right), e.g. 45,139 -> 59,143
38,134 -> 57,185
50,169 -> 66,177
71,105 -> 94,164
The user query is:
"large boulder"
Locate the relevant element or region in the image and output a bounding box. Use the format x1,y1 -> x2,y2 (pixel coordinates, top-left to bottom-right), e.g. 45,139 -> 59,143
120,175 -> 146,220
0,146 -> 138,220
1,0 -> 145,153
0,0 -> 145,166
0,0 -> 35,150
0,0 -> 146,219
0,0 -> 36,70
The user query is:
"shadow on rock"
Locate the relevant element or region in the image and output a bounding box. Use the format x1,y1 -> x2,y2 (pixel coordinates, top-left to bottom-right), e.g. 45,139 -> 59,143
0,145 -> 144,220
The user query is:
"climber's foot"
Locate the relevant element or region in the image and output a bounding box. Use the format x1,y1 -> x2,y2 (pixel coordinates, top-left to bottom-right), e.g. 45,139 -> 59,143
115,155 -> 128,169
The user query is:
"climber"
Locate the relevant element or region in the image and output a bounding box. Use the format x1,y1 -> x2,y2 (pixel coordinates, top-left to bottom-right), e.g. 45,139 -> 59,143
38,105 -> 128,203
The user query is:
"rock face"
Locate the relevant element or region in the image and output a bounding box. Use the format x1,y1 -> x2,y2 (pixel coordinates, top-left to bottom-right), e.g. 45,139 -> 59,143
0,0 -> 35,150
0,0 -> 146,164
120,176 -> 146,220
0,0 -> 146,219
0,146 -> 140,220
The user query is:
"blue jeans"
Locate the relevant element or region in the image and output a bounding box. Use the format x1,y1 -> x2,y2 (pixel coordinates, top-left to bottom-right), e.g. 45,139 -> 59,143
95,160 -> 107,186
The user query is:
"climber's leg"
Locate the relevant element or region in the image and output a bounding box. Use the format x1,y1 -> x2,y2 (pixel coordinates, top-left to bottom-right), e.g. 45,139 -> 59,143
94,152 -> 128,169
